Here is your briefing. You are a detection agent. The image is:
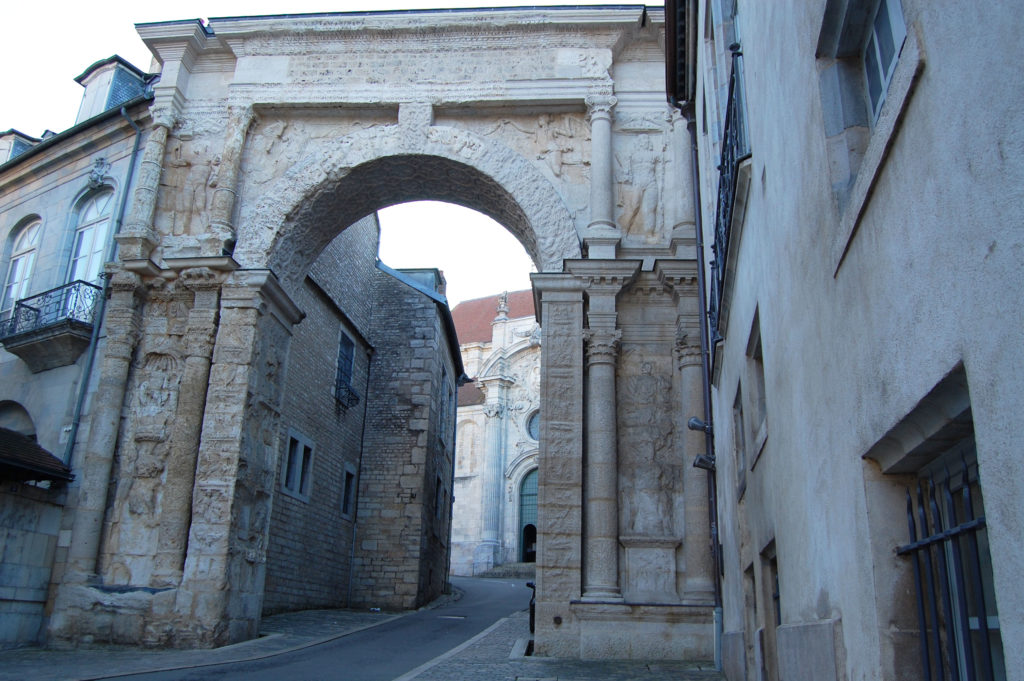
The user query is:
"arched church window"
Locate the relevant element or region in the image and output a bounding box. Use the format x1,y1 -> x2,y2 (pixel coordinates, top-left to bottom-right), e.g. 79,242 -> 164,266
2,220 -> 40,318
68,190 -> 114,284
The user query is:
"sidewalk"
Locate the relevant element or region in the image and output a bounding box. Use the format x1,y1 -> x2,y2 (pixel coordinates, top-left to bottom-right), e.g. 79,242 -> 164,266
0,606 -> 723,681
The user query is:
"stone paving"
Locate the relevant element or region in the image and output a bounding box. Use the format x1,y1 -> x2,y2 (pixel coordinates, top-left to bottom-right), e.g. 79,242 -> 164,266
398,612 -> 723,681
0,606 -> 723,681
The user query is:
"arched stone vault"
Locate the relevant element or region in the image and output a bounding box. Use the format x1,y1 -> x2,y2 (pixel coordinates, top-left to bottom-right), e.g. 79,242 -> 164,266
234,124 -> 582,287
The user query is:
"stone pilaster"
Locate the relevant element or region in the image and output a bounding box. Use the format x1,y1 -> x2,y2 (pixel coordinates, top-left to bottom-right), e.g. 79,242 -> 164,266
175,269 -> 303,647
585,95 -> 620,259
477,377 -> 512,571
205,106 -> 254,256
530,273 -> 585,657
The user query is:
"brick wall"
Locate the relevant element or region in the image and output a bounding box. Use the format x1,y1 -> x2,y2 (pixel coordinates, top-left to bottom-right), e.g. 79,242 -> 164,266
352,270 -> 456,610
263,217 -> 378,614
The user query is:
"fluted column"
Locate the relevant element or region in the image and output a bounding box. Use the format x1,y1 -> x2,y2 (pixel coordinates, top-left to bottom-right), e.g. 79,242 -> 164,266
204,106 -> 254,256
582,326 -> 623,600
61,270 -> 144,580
585,95 -> 620,259
118,108 -> 176,262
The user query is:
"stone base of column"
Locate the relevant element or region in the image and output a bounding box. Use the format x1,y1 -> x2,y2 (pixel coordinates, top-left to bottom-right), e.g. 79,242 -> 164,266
620,536 -> 681,604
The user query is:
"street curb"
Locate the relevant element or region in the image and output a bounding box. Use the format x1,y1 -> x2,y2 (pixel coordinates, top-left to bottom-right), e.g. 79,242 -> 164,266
391,615 -> 512,681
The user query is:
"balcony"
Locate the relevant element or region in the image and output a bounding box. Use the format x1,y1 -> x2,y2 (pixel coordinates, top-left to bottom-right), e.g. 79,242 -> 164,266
0,280 -> 103,373
709,46 -> 752,342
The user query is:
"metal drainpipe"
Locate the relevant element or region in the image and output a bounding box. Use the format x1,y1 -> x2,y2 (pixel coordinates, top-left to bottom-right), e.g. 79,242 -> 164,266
682,101 -> 724,668
347,345 -> 375,607
62,107 -> 143,464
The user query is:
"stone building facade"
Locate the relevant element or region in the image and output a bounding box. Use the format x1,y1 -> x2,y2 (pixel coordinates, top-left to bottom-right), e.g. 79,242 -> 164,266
0,54 -> 461,647
450,290 -> 541,576
3,5 -> 720,660
668,0 -> 1024,679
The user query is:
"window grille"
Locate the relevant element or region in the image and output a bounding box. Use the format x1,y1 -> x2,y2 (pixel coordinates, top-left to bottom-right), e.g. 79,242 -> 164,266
335,332 -> 359,408
898,459 -> 1005,680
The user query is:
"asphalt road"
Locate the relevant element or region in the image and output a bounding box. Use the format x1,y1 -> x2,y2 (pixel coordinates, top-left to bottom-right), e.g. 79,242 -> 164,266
110,577 -> 532,681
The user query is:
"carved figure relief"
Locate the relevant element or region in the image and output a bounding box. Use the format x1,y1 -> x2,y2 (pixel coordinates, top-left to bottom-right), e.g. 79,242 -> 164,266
615,133 -> 666,242
618,353 -> 679,537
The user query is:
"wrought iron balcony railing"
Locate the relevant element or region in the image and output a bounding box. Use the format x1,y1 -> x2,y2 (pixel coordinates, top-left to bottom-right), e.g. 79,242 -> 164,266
709,46 -> 752,341
0,280 -> 103,341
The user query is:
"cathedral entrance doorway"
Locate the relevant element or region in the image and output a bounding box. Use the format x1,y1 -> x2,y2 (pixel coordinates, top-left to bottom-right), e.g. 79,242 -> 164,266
520,468 -> 538,563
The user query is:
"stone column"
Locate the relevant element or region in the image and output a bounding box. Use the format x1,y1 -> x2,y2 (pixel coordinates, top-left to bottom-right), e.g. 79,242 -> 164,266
118,107 -> 175,262
478,377 -> 511,571
151,267 -> 222,586
677,336 -> 715,603
204,106 -> 254,256
585,95 -> 620,259
60,270 -> 144,581
582,326 -> 623,600
669,109 -> 697,245
565,260 -> 640,602
656,259 -> 716,604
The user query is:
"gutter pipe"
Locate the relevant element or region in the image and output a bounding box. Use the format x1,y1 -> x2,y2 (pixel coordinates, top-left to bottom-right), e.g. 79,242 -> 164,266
680,100 -> 724,669
63,106 -> 143,464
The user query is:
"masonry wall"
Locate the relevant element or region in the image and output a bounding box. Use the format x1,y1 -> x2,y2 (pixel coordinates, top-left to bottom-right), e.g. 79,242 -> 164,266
353,272 -> 454,610
696,1 -> 1024,679
263,216 -> 378,614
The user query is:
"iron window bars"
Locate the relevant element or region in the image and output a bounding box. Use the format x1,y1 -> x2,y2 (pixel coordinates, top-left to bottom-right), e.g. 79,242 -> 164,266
898,460 -> 1004,681
709,45 -> 752,342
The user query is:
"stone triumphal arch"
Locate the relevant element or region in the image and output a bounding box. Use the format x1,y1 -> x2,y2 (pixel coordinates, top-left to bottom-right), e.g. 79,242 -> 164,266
49,6 -> 713,659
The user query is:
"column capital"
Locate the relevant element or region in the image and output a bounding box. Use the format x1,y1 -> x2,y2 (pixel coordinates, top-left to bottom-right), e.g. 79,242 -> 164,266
565,259 -> 642,297
585,95 -> 618,120
583,328 -> 621,366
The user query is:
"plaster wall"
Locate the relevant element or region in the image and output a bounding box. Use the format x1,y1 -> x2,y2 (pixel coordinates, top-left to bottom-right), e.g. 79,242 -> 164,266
697,1 -> 1024,678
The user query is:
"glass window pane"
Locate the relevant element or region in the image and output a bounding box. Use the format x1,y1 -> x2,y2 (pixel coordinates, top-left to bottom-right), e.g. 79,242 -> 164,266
865,35 -> 883,113
875,3 -> 897,79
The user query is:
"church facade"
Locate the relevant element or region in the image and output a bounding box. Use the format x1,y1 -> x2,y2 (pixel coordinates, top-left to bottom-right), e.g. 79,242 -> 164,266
450,290 -> 541,576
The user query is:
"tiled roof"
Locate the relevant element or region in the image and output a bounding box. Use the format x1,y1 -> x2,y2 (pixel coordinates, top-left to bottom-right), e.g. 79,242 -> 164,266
457,382 -> 485,406
451,290 -> 535,344
0,428 -> 73,482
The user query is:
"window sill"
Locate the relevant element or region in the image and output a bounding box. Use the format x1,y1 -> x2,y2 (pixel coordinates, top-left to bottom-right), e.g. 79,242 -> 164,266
832,24 -> 925,275
280,486 -> 310,503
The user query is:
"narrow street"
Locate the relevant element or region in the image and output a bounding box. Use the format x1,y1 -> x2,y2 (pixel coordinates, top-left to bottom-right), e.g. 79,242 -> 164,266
109,577 -> 531,681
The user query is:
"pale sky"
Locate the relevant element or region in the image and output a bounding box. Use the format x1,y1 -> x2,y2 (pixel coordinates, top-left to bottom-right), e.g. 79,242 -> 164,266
0,1 -> 628,305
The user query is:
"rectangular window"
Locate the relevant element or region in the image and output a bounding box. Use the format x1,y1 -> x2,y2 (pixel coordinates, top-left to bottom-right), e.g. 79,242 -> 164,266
863,0 -> 906,122
733,383 -> 747,497
335,331 -> 360,408
340,466 -> 356,518
282,431 -> 314,501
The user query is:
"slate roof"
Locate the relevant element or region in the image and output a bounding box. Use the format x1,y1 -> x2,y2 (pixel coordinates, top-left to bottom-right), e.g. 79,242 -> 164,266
451,290 -> 535,345
0,427 -> 73,482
